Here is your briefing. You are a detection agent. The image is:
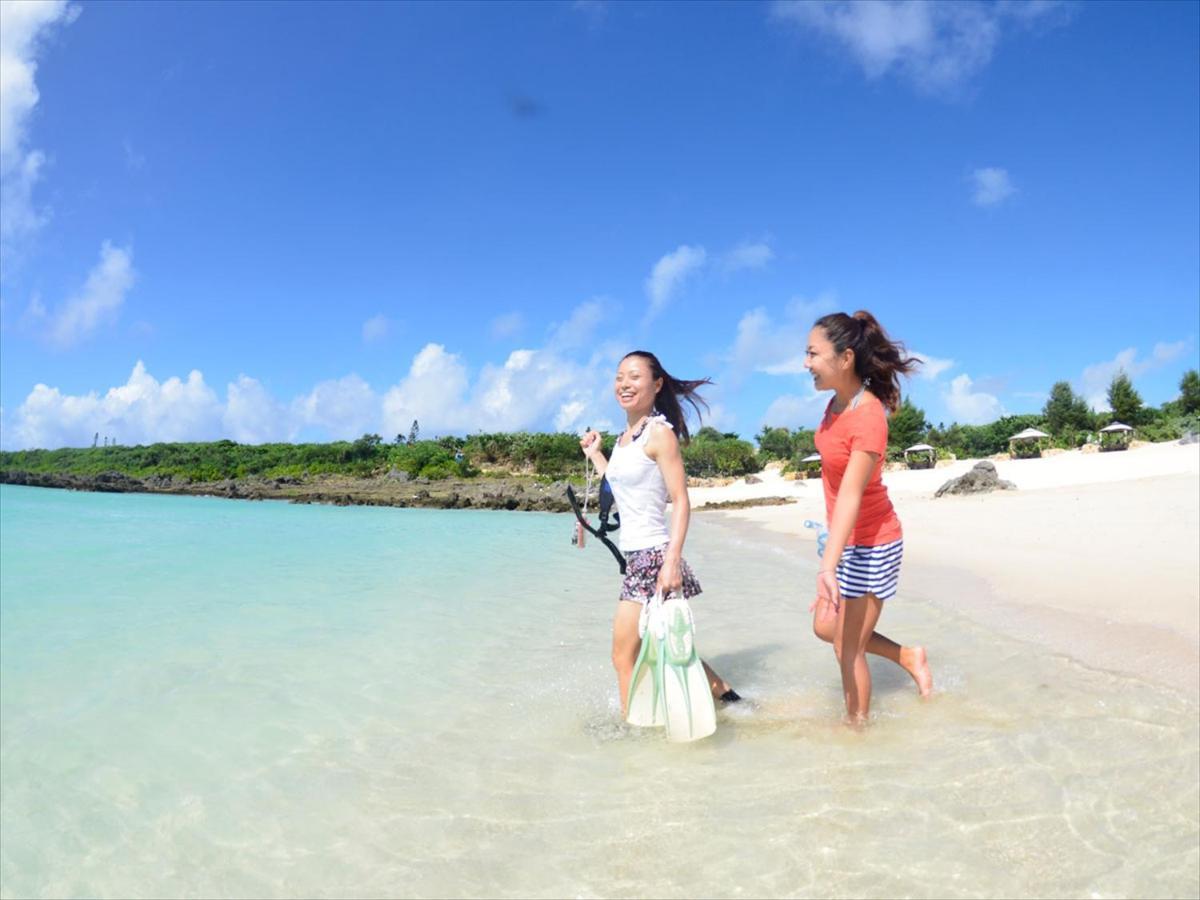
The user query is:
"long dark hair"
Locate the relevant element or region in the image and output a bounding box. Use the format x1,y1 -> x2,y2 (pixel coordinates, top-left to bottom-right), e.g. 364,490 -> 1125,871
622,350 -> 711,444
813,310 -> 920,412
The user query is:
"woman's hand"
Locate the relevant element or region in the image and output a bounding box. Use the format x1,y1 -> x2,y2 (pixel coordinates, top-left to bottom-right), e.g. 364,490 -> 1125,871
809,569 -> 840,621
657,554 -> 683,596
580,430 -> 602,460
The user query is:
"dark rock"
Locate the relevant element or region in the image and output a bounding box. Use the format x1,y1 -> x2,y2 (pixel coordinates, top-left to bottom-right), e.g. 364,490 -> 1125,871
386,468 -> 410,482
935,461 -> 1016,498
744,475 -> 762,484
698,496 -> 796,511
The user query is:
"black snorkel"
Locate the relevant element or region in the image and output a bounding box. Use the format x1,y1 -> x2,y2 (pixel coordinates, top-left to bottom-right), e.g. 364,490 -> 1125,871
566,477 -> 626,574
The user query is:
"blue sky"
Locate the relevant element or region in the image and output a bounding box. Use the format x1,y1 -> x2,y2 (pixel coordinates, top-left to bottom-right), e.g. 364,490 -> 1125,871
1,0 -> 1197,449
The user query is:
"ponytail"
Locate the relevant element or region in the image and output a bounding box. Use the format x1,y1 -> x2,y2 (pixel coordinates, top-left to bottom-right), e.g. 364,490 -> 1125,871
813,310 -> 920,412
621,350 -> 711,444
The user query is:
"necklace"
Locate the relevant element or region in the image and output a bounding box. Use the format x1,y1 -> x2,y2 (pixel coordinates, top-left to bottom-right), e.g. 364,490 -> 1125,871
826,384 -> 866,422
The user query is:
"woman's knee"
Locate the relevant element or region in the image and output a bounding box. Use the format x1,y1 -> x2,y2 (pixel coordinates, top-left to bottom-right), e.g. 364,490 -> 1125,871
611,639 -> 639,671
812,617 -> 834,644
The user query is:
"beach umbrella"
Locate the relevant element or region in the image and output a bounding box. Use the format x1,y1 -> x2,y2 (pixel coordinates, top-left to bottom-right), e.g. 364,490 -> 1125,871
1009,427 -> 1050,442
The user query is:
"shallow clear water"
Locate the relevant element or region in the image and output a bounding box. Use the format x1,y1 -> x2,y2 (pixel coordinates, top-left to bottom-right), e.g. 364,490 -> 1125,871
1,485 -> 1196,899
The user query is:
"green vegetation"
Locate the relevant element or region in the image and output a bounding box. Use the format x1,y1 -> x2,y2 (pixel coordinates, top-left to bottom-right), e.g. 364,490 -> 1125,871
4,368 -> 1197,485
1042,381 -> 1094,437
681,427 -> 761,478
0,437 -> 477,484
1180,369 -> 1200,415
887,398 -> 929,451
1106,370 -> 1144,426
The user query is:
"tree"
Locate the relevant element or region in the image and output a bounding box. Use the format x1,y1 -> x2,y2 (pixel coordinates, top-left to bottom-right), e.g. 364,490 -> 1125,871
1107,370 -> 1144,425
888,397 -> 929,451
408,419 -> 420,444
1042,381 -> 1092,436
1180,369 -> 1200,415
756,426 -> 794,460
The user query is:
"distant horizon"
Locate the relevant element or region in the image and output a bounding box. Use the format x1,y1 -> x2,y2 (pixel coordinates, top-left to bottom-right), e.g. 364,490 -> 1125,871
2,1 -> 1197,451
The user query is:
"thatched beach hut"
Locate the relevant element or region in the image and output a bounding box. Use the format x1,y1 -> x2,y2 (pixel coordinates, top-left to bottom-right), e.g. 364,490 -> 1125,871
799,452 -> 822,478
1009,426 -> 1050,459
904,443 -> 937,469
1099,422 -> 1134,451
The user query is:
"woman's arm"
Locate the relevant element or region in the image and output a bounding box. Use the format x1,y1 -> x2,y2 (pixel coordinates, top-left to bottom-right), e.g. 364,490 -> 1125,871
646,424 -> 689,593
811,449 -> 878,618
822,449 -> 878,571
580,430 -> 608,477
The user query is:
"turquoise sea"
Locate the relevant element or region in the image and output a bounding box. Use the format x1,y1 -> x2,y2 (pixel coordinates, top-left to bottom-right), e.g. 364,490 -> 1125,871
1,484 -> 1197,899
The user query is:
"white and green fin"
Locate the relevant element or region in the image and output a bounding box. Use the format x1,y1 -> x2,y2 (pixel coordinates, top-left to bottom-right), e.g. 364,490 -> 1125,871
625,596 -> 665,727
660,595 -> 716,743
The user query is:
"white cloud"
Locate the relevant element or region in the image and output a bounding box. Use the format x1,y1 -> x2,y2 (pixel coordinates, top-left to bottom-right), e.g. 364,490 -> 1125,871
644,244 -> 706,318
729,293 -> 839,380
490,311 -> 523,340
3,301 -> 632,449
122,138 -> 145,172
46,242 -> 136,347
548,299 -> 604,350
771,0 -> 1064,94
943,373 -> 1004,424
292,374 -> 378,440
380,343 -> 472,438
1078,342 -> 1189,411
0,0 -> 77,260
572,0 -> 608,27
911,350 -> 955,379
971,166 -> 1015,207
9,361 -> 223,449
361,313 -> 391,343
720,240 -> 774,273
762,391 -> 828,429
223,376 -> 292,444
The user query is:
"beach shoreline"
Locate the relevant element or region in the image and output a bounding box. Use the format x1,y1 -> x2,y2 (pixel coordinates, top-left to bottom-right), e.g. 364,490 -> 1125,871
5,442 -> 1197,699
699,442 -> 1200,701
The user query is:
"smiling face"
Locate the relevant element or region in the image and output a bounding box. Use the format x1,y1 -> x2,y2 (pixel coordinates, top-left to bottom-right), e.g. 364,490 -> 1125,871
615,354 -> 663,417
803,326 -> 854,392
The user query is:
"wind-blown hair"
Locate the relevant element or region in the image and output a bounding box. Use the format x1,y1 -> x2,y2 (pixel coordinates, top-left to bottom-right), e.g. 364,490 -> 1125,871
621,350 -> 711,444
813,311 -> 921,412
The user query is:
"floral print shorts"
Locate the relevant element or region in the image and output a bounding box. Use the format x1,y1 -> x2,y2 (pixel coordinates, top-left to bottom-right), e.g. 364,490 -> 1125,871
619,543 -> 702,604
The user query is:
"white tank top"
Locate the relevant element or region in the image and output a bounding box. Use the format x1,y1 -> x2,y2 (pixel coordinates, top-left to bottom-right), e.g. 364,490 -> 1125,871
606,414 -> 672,552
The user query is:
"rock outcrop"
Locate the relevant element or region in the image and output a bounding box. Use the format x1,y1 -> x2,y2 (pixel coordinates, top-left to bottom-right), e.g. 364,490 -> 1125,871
934,461 -> 1016,498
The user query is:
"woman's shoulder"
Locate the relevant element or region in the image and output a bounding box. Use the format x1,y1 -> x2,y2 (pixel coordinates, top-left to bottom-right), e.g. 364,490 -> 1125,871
835,391 -> 887,432
645,416 -> 677,443
851,393 -> 889,434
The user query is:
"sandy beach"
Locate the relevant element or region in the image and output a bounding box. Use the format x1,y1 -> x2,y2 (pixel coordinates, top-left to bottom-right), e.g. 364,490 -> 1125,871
692,441 -> 1200,700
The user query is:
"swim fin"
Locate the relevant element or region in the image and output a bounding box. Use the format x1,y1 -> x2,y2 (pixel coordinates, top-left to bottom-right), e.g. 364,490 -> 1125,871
625,596 -> 665,727
660,595 -> 716,743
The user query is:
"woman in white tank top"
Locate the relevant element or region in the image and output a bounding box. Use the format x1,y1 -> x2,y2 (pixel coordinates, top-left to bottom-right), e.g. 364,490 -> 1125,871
580,351 -> 739,716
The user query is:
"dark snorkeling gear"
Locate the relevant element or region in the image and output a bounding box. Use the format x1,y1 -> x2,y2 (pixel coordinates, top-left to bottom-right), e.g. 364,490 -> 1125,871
566,477 -> 626,574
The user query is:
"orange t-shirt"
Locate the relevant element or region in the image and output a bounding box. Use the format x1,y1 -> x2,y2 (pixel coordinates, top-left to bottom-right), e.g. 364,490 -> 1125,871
814,393 -> 903,547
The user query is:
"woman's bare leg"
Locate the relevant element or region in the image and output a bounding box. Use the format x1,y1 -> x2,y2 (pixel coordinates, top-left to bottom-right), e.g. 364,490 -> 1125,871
611,601 -> 643,717
812,604 -> 931,697
700,660 -> 736,700
836,593 -> 884,723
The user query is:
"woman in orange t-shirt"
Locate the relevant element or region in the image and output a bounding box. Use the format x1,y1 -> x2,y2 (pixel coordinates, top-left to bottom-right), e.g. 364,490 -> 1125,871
805,311 -> 933,724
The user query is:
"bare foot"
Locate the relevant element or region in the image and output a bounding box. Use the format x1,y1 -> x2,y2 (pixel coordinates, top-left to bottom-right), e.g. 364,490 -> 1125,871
900,646 -> 933,698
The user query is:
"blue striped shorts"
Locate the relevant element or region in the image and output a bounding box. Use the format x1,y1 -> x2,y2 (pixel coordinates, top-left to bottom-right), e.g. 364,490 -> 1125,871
836,539 -> 903,601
